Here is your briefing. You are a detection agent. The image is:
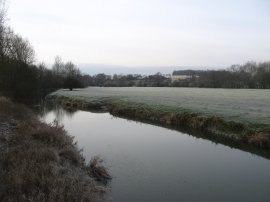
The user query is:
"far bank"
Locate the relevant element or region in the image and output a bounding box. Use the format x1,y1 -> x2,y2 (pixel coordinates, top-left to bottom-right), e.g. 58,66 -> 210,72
46,87 -> 270,150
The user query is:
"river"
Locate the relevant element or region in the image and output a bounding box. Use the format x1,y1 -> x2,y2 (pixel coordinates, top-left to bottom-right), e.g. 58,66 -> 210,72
41,106 -> 270,202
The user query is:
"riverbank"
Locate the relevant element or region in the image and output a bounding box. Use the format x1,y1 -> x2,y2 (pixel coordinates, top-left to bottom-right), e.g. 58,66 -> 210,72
0,97 -> 109,201
46,89 -> 270,150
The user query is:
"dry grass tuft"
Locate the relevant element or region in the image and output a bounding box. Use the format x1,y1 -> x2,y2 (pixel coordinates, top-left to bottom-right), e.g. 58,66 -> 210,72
248,133 -> 270,148
89,156 -> 112,183
0,97 -> 109,202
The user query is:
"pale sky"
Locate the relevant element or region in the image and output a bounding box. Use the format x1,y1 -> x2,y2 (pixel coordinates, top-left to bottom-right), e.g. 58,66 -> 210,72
6,0 -> 270,69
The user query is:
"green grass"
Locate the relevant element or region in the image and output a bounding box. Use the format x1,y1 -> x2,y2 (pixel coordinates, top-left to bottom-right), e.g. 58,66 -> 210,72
51,87 -> 270,131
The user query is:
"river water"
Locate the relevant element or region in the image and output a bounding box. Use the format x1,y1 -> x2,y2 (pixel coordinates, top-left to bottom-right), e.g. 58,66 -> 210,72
41,106 -> 270,202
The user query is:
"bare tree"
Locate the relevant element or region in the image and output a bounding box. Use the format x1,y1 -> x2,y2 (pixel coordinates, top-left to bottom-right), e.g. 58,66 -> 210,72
0,0 -> 6,60
1,27 -> 35,65
9,33 -> 35,64
52,57 -> 80,77
52,56 -> 64,75
64,61 -> 81,77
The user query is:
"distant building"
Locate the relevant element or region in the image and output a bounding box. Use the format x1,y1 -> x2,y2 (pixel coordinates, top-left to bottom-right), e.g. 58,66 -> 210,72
170,75 -> 192,81
164,74 -> 193,82
170,70 -> 201,81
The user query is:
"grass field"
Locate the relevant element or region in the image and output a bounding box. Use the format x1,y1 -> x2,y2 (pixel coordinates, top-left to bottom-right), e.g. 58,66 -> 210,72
51,87 -> 270,130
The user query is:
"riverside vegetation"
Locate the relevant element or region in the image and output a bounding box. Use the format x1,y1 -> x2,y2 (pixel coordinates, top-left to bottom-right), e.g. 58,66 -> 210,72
0,2 -> 112,201
0,0 -> 270,200
47,87 -> 270,150
0,97 -> 110,201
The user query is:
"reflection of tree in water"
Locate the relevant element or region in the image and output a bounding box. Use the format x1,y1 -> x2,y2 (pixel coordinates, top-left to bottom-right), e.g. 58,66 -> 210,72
54,106 -> 74,122
41,103 -> 77,123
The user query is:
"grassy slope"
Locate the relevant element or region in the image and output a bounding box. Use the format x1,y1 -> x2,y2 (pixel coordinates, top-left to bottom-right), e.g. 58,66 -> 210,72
0,97 -> 108,202
51,87 -> 270,131
47,87 -> 270,149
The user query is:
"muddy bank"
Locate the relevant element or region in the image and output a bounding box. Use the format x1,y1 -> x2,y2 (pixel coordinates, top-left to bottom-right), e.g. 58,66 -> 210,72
46,95 -> 270,150
0,97 -> 110,202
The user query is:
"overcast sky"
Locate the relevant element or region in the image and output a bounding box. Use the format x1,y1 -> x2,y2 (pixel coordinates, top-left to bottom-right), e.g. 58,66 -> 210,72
7,0 -> 270,69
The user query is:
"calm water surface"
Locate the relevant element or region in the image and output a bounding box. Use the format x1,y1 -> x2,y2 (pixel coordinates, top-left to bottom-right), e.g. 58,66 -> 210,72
41,107 -> 270,202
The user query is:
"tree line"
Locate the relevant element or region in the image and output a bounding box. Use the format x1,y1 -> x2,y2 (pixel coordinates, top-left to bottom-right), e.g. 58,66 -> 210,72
80,62 -> 270,89
0,1 -> 84,102
81,72 -> 171,87
171,62 -> 270,88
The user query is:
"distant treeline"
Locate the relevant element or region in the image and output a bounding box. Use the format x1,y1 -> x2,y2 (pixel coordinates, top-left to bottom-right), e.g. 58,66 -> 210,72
172,70 -> 203,76
171,62 -> 270,88
82,62 -> 270,89
0,1 -> 84,101
81,73 -> 171,87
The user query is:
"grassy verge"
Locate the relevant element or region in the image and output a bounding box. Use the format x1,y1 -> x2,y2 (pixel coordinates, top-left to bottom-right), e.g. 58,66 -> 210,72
46,94 -> 270,149
0,97 -> 110,202
50,87 -> 270,131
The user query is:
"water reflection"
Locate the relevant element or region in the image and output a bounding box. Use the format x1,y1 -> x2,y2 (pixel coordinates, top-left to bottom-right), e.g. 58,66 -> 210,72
40,103 -> 77,122
42,104 -> 270,160
41,106 -> 270,202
